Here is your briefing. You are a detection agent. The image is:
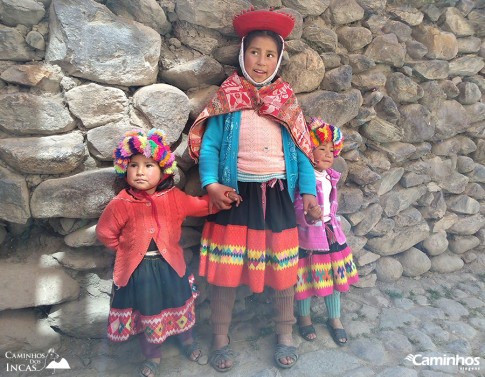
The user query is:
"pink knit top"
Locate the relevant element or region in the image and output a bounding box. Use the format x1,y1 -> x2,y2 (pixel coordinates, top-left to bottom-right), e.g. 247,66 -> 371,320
237,110 -> 286,175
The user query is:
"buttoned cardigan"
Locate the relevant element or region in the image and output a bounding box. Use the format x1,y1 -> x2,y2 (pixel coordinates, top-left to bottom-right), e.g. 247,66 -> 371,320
199,111 -> 316,200
96,187 -> 211,288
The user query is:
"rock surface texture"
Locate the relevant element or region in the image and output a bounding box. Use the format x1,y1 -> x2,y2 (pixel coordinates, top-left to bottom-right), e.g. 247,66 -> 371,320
0,0 -> 483,373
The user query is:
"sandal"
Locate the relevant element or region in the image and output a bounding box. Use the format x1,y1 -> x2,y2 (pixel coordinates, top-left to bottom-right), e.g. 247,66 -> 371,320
181,341 -> 202,362
138,360 -> 159,377
274,344 -> 298,369
208,345 -> 235,373
299,324 -> 317,342
326,319 -> 348,346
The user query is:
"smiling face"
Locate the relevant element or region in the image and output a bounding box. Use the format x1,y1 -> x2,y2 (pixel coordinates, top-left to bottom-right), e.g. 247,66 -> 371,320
126,154 -> 162,194
243,35 -> 280,84
313,141 -> 335,172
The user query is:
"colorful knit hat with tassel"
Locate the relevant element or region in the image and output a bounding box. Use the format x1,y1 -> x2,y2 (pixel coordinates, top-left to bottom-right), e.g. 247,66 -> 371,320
307,117 -> 344,157
113,128 -> 177,177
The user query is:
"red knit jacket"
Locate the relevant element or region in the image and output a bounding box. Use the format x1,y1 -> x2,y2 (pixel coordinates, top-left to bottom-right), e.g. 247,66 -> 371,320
96,187 -> 211,288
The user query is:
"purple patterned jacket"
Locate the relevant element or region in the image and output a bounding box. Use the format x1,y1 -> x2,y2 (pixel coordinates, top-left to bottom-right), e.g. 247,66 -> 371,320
294,168 -> 347,251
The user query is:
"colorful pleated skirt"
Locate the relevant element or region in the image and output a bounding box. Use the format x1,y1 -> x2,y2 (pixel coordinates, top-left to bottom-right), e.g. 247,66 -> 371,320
199,180 -> 299,293
295,223 -> 359,301
107,254 -> 198,344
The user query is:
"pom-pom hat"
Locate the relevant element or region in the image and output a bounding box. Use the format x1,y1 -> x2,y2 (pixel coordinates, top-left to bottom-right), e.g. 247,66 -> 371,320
113,128 -> 177,177
233,8 -> 295,39
307,117 -> 344,157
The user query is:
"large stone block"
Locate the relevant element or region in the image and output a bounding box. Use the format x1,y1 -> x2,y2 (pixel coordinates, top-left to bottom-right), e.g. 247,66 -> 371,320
0,309 -> 60,353
299,89 -> 362,127
46,0 -> 161,86
65,83 -> 128,129
0,263 -> 80,310
47,294 -> 110,339
412,24 -> 458,60
366,221 -> 430,256
0,166 -> 30,224
0,131 -> 85,174
31,168 -> 124,219
396,247 -> 431,277
0,93 -> 75,136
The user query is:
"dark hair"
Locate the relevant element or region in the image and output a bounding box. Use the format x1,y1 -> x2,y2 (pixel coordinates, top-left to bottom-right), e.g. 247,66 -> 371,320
156,175 -> 174,191
244,30 -> 283,57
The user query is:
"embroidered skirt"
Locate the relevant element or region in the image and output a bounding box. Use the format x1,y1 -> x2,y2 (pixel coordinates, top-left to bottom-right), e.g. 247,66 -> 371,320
199,180 -> 299,293
107,254 -> 198,344
295,223 -> 359,301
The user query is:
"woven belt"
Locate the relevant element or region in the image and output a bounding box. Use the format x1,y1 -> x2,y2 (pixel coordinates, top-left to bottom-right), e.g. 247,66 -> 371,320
260,178 -> 284,219
145,250 -> 159,256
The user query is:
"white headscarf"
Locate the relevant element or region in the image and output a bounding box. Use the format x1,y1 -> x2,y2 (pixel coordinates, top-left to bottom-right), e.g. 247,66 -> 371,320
238,34 -> 285,87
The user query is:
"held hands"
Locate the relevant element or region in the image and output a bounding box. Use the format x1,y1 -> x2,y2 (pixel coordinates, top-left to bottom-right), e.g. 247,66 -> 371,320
206,183 -> 243,213
302,194 -> 322,223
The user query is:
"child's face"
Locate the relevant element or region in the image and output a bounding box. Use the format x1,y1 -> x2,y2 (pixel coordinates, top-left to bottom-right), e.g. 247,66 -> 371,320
126,154 -> 162,194
243,35 -> 279,83
313,141 -> 335,171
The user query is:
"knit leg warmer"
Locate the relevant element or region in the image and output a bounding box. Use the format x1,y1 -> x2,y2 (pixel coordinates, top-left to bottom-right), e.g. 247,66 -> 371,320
210,285 -> 237,336
325,291 -> 341,319
272,287 -> 296,335
295,297 -> 311,317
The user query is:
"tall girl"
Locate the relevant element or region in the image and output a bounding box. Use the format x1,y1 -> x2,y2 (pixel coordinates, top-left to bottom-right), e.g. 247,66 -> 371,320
188,8 -> 319,372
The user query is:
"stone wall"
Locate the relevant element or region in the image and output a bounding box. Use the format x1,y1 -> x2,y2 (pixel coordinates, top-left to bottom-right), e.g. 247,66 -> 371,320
0,0 -> 484,352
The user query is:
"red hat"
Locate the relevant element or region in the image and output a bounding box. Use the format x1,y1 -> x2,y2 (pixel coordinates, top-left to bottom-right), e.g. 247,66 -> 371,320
233,8 -> 295,39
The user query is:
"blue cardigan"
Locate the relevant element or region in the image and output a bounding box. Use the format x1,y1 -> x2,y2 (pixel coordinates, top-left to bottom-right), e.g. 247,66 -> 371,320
199,111 -> 316,201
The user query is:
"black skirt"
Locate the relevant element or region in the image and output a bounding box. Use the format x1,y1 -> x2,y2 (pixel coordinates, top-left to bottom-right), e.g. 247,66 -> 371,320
199,180 -> 300,293
107,255 -> 198,344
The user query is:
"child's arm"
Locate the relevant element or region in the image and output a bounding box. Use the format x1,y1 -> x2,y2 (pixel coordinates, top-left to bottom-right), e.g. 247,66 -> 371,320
295,191 -> 321,226
296,147 -> 316,196
96,202 -> 123,251
174,189 -> 238,218
206,184 -> 242,211
296,148 -> 321,221
199,116 -> 223,188
174,189 -> 213,220
199,115 -> 241,210
178,192 -> 212,217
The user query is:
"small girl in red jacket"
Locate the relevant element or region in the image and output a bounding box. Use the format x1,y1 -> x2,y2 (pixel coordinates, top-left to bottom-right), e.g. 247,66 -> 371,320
96,129 -> 240,377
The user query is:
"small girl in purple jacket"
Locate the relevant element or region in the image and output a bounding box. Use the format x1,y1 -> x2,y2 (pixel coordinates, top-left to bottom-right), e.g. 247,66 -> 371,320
294,118 -> 359,346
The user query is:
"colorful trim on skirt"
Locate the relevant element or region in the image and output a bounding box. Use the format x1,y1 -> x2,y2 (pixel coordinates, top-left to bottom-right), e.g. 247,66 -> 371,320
295,224 -> 359,301
107,255 -> 199,344
199,180 -> 299,293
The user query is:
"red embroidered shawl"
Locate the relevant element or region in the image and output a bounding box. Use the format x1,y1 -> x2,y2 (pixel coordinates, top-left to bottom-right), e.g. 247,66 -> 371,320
188,72 -> 313,162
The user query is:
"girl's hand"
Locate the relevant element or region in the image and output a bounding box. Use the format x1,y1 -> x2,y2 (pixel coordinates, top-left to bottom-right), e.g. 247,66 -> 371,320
302,194 -> 321,222
206,183 -> 242,212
